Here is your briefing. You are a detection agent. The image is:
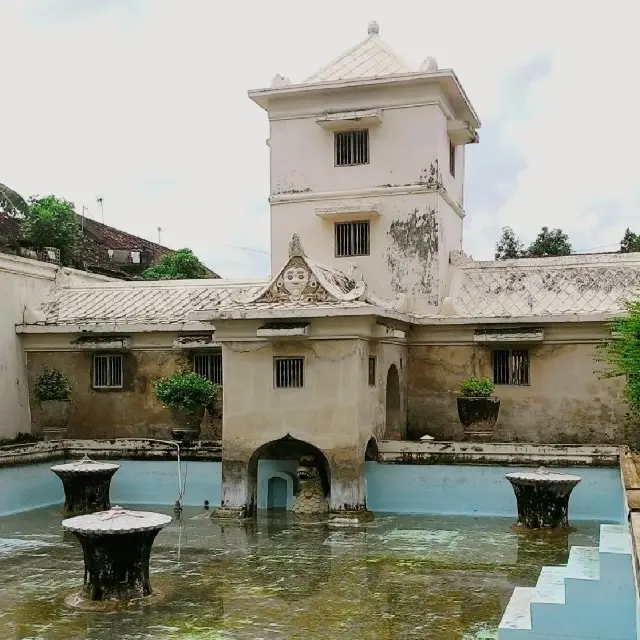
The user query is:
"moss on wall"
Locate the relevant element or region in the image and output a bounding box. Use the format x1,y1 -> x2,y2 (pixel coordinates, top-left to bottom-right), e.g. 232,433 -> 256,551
407,343 -> 627,444
26,350 -> 222,439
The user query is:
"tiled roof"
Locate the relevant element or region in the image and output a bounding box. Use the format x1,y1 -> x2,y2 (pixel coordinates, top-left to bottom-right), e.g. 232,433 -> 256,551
451,254 -> 640,318
38,282 -> 267,326
78,215 -> 169,254
305,31 -> 412,84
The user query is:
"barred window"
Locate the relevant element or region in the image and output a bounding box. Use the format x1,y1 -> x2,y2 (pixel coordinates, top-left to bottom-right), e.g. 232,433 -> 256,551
368,356 -> 377,387
194,352 -> 223,385
493,349 -> 530,385
335,220 -> 370,257
274,357 -> 304,389
93,354 -> 123,389
335,130 -> 369,166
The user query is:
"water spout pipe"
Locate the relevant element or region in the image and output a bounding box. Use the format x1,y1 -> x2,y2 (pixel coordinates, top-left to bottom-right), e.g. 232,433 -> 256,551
115,438 -> 185,509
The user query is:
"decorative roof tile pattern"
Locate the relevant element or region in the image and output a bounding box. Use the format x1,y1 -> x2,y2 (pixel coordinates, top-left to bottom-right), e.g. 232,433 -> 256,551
305,32 -> 412,84
453,256 -> 640,318
39,282 -> 267,326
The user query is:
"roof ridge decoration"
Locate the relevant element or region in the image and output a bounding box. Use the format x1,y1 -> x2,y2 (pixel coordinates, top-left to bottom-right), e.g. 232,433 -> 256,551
304,21 -> 413,84
233,235 -> 367,305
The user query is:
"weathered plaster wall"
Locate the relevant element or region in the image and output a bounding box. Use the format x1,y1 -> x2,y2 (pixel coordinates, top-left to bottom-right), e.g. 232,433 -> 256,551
407,324 -> 627,443
271,192 -> 459,313
0,254 -> 111,440
359,339 -> 408,441
266,83 -> 465,314
24,336 -> 223,440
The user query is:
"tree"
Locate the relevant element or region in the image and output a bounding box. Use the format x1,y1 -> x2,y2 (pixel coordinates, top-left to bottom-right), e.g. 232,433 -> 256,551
597,301 -> 640,446
142,248 -> 210,280
620,228 -> 640,253
21,195 -> 80,265
0,183 -> 29,217
495,226 -> 525,260
526,226 -> 572,257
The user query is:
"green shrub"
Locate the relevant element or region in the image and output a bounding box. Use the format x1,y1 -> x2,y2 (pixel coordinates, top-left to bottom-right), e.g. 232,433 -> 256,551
34,368 -> 71,401
458,376 -> 494,398
153,371 -> 216,412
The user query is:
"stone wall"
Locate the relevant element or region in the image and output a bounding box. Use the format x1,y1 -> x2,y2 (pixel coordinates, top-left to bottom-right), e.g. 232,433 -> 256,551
0,254 -> 112,440
26,350 -> 222,440
407,341 -> 627,444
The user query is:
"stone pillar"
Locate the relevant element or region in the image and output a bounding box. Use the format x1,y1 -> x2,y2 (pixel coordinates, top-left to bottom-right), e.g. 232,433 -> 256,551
210,458 -> 254,519
328,455 -> 372,524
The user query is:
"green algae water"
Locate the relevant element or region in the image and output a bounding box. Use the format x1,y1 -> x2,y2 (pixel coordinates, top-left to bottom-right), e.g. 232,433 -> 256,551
0,506 -> 601,639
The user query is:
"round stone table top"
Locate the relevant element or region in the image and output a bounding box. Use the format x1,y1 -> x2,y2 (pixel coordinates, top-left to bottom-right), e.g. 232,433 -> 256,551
51,454 -> 120,475
62,506 -> 172,535
505,467 -> 581,485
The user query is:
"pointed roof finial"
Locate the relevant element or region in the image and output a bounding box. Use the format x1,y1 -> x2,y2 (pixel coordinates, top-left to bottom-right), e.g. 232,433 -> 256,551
288,234 -> 306,258
368,20 -> 379,36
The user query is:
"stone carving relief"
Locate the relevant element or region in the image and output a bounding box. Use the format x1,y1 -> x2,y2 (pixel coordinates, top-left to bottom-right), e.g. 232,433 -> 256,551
258,256 -> 333,304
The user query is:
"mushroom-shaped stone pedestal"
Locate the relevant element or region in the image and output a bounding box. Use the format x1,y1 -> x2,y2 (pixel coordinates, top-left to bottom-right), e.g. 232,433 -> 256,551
51,455 -> 120,514
62,506 -> 172,601
505,467 -> 581,529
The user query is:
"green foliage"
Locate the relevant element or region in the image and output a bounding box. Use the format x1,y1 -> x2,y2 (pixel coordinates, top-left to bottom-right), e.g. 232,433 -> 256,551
458,376 -> 495,398
621,228 -> 640,253
0,183 -> 29,217
598,301 -> 640,411
21,195 -> 80,265
495,226 -> 525,260
527,226 -> 572,257
597,301 -> 640,448
153,371 -> 216,412
142,248 -> 209,280
34,368 -> 71,402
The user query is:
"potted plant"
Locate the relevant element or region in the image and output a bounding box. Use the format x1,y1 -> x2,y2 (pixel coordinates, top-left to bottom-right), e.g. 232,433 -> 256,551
34,367 -> 72,441
153,371 -> 216,442
456,376 -> 500,442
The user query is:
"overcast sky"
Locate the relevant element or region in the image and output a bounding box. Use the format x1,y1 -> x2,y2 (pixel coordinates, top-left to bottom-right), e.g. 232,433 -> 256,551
2,1 -> 639,277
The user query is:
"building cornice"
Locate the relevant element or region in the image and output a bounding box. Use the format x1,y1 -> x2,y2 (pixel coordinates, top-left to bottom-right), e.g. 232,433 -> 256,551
270,185 -> 465,219
249,70 -> 481,128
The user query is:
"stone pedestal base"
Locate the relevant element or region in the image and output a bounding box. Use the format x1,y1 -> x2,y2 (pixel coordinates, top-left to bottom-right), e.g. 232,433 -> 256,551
209,506 -> 251,520
328,509 -> 374,526
506,469 -> 581,529
74,530 -> 161,600
62,507 -> 171,602
51,456 -> 120,515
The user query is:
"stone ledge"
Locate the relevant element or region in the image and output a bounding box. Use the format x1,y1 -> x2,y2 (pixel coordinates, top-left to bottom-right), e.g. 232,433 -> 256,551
377,441 -> 621,467
0,438 -> 222,468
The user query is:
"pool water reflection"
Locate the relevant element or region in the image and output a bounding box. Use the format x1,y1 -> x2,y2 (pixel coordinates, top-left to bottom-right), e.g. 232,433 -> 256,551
0,507 -> 604,639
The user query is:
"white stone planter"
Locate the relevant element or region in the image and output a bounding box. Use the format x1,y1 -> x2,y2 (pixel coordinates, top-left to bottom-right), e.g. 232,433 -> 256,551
40,399 -> 71,441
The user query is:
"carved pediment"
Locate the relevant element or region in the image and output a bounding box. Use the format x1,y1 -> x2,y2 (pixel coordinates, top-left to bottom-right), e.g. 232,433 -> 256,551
257,256 -> 336,304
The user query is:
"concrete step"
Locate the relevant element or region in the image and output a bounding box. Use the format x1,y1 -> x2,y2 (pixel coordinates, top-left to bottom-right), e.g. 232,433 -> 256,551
498,586 -> 535,639
531,565 -> 566,605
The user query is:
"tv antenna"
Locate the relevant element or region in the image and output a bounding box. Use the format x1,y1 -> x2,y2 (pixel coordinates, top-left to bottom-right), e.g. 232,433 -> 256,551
96,196 -> 104,223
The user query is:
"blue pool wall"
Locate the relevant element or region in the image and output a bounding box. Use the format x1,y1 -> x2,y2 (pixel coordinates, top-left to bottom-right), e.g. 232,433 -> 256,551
364,462 -> 625,522
0,459 -> 625,523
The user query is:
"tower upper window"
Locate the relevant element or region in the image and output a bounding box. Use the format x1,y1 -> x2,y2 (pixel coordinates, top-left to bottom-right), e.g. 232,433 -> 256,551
335,130 -> 369,166
335,220 -> 370,257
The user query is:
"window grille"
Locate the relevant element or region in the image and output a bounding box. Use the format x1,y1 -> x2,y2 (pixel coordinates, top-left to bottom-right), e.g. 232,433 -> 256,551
449,141 -> 456,177
335,220 -> 370,257
493,349 -> 530,385
93,354 -> 123,389
194,352 -> 223,385
335,130 -> 369,166
274,357 -> 304,389
368,356 -> 377,386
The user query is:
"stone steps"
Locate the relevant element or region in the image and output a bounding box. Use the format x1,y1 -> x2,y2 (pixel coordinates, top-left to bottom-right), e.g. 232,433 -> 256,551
498,524 -> 636,640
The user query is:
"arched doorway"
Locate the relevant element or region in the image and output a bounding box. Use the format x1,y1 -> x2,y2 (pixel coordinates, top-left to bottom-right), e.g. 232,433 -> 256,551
267,476 -> 288,510
385,364 -> 401,440
248,436 -> 331,513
